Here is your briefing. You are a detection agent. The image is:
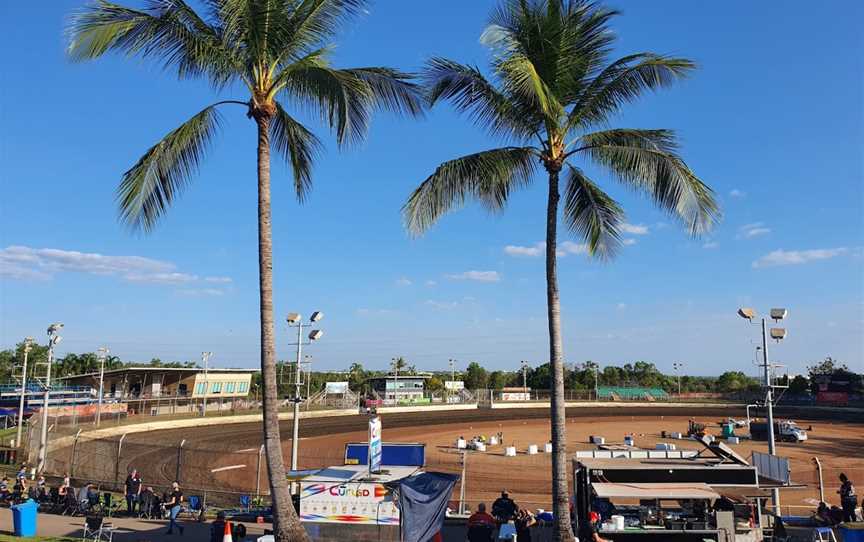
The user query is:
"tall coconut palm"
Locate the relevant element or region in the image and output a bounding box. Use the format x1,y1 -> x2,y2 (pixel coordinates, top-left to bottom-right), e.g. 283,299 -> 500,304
403,1 -> 718,539
67,1 -> 422,540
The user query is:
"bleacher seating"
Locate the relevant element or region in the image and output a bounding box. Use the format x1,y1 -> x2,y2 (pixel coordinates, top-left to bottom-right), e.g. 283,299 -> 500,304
597,387 -> 669,401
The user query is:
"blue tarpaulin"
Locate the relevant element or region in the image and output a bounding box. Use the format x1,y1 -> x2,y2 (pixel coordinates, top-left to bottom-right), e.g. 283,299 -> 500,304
386,472 -> 459,542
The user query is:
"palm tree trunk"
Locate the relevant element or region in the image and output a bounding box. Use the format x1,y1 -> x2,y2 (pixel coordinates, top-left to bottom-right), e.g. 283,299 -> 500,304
545,169 -> 575,542
255,114 -> 310,542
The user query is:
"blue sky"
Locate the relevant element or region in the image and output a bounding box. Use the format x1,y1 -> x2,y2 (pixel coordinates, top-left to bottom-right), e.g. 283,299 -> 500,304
1,1 -> 862,377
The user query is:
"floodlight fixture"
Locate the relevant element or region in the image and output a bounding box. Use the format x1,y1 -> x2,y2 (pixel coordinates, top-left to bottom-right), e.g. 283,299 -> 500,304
737,308 -> 756,320
308,329 -> 323,341
286,313 -> 302,324
770,328 -> 787,341
52,336 -> 63,345
770,308 -> 788,321
310,311 -> 323,322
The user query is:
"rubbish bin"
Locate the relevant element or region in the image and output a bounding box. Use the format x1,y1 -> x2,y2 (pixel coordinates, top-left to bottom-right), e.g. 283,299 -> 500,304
11,498 -> 38,537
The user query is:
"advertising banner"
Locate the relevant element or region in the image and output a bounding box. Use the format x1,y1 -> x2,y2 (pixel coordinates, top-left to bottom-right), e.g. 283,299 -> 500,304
444,380 -> 464,391
299,482 -> 399,524
369,415 -> 382,474
325,382 -> 349,394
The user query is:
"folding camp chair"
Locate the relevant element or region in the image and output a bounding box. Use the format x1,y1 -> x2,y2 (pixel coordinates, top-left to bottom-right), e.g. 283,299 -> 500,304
812,527 -> 838,542
183,495 -> 204,521
240,494 -> 251,511
82,515 -> 114,542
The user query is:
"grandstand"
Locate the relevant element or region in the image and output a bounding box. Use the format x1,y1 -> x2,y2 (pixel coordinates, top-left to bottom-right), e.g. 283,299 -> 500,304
597,386 -> 669,401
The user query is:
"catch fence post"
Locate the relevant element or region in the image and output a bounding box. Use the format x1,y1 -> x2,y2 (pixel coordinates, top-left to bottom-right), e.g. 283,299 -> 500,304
176,439 -> 186,482
114,433 -> 127,486
69,429 -> 82,478
255,444 -> 264,499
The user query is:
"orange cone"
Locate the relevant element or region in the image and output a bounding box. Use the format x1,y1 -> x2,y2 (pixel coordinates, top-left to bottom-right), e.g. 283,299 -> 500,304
223,520 -> 233,542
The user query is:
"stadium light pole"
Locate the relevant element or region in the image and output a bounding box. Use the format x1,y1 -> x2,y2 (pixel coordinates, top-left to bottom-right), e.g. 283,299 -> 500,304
390,357 -> 400,404
15,337 -> 34,448
738,307 -> 788,513
287,311 -> 323,479
37,323 -> 63,474
96,347 -> 109,427
520,361 -> 529,400
673,362 -> 684,397
201,351 -> 213,417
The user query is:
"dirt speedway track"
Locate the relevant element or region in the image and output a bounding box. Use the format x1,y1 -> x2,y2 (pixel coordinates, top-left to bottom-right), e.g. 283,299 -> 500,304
70,404 -> 863,513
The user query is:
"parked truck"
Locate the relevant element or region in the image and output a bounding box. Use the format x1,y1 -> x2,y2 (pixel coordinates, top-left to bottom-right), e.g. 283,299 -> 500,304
749,420 -> 808,442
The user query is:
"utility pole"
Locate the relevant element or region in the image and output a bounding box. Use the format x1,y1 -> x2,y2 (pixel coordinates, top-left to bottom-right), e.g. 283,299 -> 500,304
593,364 -> 599,401
15,337 -> 34,448
201,351 -> 213,417
96,347 -> 108,427
448,358 -> 457,402
37,323 -> 63,474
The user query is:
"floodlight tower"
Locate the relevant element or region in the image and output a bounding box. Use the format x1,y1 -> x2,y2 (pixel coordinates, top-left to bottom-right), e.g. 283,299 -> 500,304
520,361 -> 530,400
15,337 -> 34,448
37,323 -> 63,474
287,311 -> 323,477
673,362 -> 684,397
200,351 -> 213,417
737,307 -> 789,512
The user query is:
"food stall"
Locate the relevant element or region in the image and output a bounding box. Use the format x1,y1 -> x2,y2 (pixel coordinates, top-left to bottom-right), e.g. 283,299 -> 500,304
572,446 -> 772,542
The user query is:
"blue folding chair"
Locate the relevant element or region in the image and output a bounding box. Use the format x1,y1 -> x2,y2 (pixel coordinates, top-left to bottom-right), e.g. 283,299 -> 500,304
239,495 -> 251,511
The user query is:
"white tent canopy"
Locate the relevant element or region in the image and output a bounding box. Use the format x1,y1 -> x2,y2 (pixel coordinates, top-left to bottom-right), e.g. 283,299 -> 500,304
591,482 -> 721,500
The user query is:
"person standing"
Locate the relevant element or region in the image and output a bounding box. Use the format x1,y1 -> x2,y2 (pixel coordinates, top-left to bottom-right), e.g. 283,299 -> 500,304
125,469 -> 142,516
839,473 -> 858,523
492,490 -> 518,523
165,481 -> 185,535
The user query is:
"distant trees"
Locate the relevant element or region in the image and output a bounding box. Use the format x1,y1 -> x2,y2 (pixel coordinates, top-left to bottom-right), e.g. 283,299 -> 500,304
464,362 -> 489,390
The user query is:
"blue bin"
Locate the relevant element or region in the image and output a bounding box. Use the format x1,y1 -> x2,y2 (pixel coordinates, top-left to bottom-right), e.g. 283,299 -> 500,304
839,525 -> 864,542
11,498 -> 38,537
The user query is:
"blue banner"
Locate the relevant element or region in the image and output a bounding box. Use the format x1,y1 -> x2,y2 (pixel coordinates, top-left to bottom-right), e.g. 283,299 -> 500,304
369,415 -> 382,474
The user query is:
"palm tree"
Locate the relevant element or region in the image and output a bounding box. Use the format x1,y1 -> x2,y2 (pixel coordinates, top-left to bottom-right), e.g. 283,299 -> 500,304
67,2 -> 422,540
403,1 -> 718,539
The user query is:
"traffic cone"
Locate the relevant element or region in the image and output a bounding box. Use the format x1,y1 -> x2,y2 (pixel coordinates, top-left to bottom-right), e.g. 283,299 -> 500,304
223,520 -> 233,542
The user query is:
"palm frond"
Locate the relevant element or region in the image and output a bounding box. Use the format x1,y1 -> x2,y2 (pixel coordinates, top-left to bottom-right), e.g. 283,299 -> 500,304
403,147 -> 538,236
423,57 -> 539,140
497,52 -> 564,125
67,0 -> 239,86
281,64 -> 370,146
271,101 -> 323,202
562,164 -> 623,259
274,0 -> 367,61
116,104 -> 222,232
568,53 -> 695,130
282,65 -> 422,146
342,68 -> 425,118
576,128 -> 719,234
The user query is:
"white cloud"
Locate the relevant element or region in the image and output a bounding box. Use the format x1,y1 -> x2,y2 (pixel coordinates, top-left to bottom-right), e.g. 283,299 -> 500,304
395,277 -> 412,286
738,222 -> 771,239
559,241 -> 588,255
616,302 -> 627,310
177,288 -> 225,297
504,241 -> 587,258
703,241 -> 719,249
504,243 -> 544,257
621,223 -> 649,235
425,300 -> 461,310
356,308 -> 398,316
445,270 -> 500,282
425,280 -> 437,287
622,239 -> 637,246
729,189 -> 746,198
126,272 -> 198,285
753,248 -> 849,268
0,245 -> 229,287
